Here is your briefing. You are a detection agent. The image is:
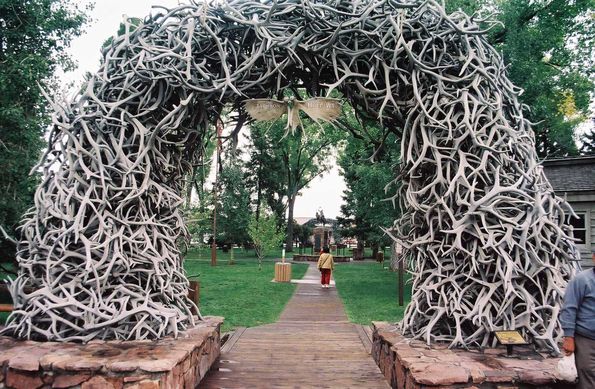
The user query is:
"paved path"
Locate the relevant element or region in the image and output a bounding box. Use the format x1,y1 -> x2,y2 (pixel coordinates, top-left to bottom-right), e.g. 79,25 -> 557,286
200,264 -> 389,388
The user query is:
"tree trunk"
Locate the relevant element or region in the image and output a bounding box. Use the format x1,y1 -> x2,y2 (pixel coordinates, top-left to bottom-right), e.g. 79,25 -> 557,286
255,166 -> 262,221
285,196 -> 295,252
371,243 -> 379,260
353,240 -> 365,261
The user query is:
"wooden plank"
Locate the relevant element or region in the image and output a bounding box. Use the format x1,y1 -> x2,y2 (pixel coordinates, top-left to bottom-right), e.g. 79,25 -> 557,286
356,324 -> 373,354
0,304 -> 13,312
274,262 -> 292,282
363,324 -> 374,344
200,265 -> 390,388
221,327 -> 246,354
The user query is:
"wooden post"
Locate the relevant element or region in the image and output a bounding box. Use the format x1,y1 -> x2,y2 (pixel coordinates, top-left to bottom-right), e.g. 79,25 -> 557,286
188,280 -> 200,315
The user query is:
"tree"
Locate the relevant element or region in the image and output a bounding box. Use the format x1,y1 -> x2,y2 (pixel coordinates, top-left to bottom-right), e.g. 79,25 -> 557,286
0,0 -> 91,263
446,0 -> 595,158
248,208 -> 285,270
185,192 -> 214,247
247,118 -> 342,252
292,219 -> 313,248
216,154 -> 252,248
102,17 -> 142,49
579,122 -> 595,155
337,123 -> 401,259
246,128 -> 287,224
184,138 -> 217,208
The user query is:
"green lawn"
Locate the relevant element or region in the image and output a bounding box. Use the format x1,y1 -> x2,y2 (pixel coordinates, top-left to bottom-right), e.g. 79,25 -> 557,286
334,262 -> 411,325
0,250 -> 309,331
185,251 -> 308,332
1,250 -> 409,331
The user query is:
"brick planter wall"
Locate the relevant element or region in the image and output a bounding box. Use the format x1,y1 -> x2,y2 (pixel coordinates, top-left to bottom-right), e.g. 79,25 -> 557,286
372,322 -> 576,389
0,316 -> 223,389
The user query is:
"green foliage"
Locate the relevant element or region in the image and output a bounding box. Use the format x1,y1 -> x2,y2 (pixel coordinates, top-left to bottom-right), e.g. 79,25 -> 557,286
0,0 -> 91,261
247,114 -> 343,251
184,254 -> 308,332
185,139 -> 217,206
245,125 -> 287,224
217,156 -> 251,247
185,193 -> 213,246
334,263 -> 411,324
102,17 -> 142,48
248,208 -> 285,269
446,0 -> 595,158
444,0 -> 484,14
337,118 -> 401,252
292,220 -> 313,246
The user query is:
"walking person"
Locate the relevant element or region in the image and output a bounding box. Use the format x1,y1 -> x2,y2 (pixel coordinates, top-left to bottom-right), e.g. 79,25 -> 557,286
560,249 -> 595,389
317,246 -> 334,288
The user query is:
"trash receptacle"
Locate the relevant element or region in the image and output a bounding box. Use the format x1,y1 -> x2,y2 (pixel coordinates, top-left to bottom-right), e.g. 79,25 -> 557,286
274,262 -> 292,282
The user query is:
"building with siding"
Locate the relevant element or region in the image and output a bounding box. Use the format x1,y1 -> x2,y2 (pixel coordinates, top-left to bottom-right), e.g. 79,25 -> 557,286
543,156 -> 595,268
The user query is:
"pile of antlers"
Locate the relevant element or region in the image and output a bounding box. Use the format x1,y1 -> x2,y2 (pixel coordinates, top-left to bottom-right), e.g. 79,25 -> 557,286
2,0 -> 577,350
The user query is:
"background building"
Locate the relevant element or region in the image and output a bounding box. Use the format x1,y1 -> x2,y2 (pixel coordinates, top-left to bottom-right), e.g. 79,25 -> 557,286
543,156 -> 595,268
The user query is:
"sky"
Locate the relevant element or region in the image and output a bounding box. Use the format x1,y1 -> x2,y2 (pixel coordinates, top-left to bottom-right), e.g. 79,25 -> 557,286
61,0 -> 347,219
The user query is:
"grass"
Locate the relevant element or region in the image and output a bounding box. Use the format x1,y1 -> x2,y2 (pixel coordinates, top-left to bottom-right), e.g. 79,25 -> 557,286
0,249 -> 408,331
0,250 -> 309,331
334,261 -> 411,325
185,250 -> 308,332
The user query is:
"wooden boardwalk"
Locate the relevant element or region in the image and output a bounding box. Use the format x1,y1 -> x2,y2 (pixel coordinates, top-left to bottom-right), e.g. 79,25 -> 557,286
200,265 -> 390,389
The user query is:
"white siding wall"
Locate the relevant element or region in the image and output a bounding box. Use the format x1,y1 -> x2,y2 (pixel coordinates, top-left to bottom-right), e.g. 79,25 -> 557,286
567,197 -> 595,269
588,205 -> 595,268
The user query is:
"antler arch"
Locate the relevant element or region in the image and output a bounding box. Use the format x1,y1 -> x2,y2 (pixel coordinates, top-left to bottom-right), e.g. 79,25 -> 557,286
3,0 -> 577,351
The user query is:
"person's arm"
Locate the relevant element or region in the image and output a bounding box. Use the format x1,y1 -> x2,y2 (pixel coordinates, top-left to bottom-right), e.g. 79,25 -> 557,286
559,277 -> 583,355
317,255 -> 323,269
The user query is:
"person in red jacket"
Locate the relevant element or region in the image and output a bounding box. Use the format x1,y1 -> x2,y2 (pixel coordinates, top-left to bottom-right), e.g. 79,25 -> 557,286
317,246 -> 334,288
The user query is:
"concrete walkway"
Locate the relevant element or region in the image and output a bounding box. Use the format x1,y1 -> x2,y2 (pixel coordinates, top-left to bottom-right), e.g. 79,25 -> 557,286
200,264 -> 389,388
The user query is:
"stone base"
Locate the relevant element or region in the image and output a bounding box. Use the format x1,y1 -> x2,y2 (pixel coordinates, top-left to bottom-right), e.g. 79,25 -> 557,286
372,322 -> 576,389
292,254 -> 351,262
0,316 -> 223,389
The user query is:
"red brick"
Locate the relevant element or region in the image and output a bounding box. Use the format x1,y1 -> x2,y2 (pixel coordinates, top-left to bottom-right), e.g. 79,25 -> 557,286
81,376 -> 115,389
52,374 -> 91,388
123,375 -> 152,383
125,380 -> 160,389
5,369 -> 44,389
413,365 -> 469,386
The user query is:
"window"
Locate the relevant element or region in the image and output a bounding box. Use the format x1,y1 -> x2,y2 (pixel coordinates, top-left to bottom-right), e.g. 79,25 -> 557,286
566,212 -> 587,245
